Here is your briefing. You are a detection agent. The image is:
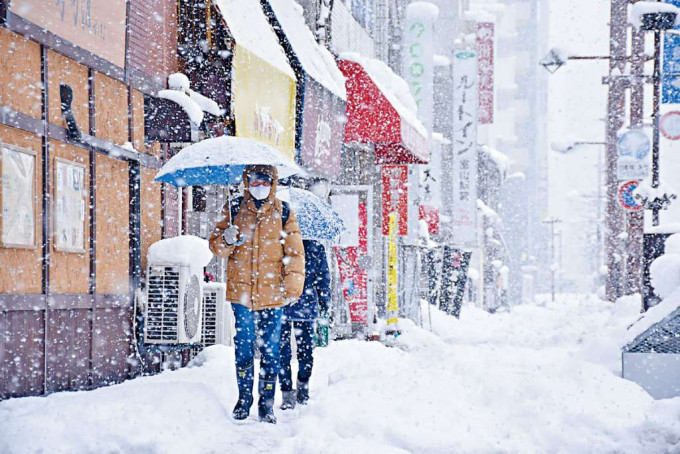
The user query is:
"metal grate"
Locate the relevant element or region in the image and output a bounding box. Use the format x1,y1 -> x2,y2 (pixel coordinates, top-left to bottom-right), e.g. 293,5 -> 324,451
201,288 -> 218,347
146,266 -> 180,343
628,312 -> 680,354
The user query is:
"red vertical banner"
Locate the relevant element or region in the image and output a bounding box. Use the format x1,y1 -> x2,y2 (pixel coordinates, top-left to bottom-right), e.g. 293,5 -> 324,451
419,205 -> 440,235
334,247 -> 368,325
477,22 -> 495,124
381,165 -> 408,235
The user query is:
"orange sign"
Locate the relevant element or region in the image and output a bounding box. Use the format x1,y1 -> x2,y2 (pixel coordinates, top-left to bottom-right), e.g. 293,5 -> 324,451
11,0 -> 127,68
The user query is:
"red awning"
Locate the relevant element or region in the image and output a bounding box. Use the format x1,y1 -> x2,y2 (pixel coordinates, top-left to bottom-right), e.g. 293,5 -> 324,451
338,59 -> 429,165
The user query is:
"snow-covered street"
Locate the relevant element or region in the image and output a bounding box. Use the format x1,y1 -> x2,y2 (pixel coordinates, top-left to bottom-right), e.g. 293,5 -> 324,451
3,296 -> 679,454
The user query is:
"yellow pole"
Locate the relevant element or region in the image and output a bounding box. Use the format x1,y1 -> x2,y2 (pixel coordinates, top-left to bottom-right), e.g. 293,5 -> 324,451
387,212 -> 399,328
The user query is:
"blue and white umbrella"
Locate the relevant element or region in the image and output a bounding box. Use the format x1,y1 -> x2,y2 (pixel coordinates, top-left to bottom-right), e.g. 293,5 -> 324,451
154,136 -> 303,187
277,188 -> 346,241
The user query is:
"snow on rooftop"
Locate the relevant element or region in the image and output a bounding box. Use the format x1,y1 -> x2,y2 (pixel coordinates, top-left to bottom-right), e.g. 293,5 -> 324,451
147,235 -> 213,276
214,0 -> 294,78
629,1 -> 680,28
406,2 -> 439,21
340,52 -> 427,138
158,89 -> 204,125
480,145 -> 511,174
268,0 -> 346,100
432,132 -> 451,145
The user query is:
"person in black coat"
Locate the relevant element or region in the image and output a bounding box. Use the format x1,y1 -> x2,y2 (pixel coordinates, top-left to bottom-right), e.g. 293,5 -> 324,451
278,239 -> 331,409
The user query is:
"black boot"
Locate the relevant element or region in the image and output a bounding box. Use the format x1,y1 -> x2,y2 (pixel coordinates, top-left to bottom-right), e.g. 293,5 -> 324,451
233,365 -> 254,420
258,380 -> 277,424
297,380 -> 309,405
280,390 -> 297,410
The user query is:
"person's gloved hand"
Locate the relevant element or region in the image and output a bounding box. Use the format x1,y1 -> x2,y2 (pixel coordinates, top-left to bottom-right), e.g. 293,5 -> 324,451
222,225 -> 242,245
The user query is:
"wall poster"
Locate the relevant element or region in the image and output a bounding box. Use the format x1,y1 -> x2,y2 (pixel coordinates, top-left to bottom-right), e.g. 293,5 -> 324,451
1,144 -> 36,248
54,158 -> 86,252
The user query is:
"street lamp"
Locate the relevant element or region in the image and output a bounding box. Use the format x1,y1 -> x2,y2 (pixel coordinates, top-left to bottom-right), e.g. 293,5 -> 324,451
551,141 -> 606,292
542,217 -> 562,302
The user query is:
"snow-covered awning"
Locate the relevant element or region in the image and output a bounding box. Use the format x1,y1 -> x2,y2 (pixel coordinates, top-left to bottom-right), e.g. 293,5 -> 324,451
267,0 -> 346,100
213,0 -> 294,79
338,53 -> 428,165
213,0 -> 297,159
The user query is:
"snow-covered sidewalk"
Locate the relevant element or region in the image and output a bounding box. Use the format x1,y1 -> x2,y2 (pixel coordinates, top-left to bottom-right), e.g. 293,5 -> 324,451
2,295 -> 680,453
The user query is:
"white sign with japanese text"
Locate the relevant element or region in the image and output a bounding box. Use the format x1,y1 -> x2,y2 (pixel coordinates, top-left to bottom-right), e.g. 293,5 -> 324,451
1,145 -> 36,248
451,48 -> 479,247
54,158 -> 87,252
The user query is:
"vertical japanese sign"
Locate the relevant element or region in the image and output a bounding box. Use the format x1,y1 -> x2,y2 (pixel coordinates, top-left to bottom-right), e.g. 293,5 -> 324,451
419,136 -> 443,234
386,213 -> 399,327
477,22 -> 495,123
381,165 -> 409,236
403,2 -> 438,134
451,47 -> 479,247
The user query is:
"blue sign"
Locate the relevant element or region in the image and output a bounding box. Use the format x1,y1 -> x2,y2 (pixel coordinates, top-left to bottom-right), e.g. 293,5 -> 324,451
663,0 -> 680,104
617,130 -> 650,159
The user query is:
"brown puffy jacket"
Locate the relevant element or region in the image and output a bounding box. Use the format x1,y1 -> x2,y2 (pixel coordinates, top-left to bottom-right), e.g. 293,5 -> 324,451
209,168 -> 305,310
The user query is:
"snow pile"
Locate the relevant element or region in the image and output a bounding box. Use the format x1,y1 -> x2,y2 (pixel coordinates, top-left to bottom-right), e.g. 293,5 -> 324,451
214,0 -> 294,78
2,296 -> 680,452
147,235 -> 213,275
622,232 -> 680,346
433,54 -> 451,67
634,178 -> 677,210
168,72 -> 191,92
158,89 -> 204,125
405,2 -> 439,21
629,1 -> 680,28
267,0 -> 346,100
340,52 -> 427,138
480,144 -> 511,174
166,72 -> 223,117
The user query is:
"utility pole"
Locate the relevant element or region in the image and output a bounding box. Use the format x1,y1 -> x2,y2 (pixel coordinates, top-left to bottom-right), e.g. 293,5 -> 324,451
605,0 -> 629,302
626,23 -> 645,295
543,217 -> 562,302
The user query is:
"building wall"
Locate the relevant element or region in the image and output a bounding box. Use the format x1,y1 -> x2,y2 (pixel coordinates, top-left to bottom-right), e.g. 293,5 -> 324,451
0,0 -> 175,398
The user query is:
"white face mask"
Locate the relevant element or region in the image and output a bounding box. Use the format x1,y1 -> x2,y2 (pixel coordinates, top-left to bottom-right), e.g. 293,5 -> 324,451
249,186 -> 271,200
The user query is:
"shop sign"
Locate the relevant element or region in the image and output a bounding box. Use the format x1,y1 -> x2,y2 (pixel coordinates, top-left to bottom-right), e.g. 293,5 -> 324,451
54,158 -> 86,252
11,0 -> 127,68
300,80 -> 344,176
382,165 -> 408,236
386,212 -> 399,327
451,47 -> 479,247
477,22 -> 495,124
403,3 -> 437,134
1,145 -> 36,247
232,46 -> 296,159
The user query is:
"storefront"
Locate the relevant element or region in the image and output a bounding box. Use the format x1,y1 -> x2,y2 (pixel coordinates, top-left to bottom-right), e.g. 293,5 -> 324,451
0,0 -> 177,398
265,0 -> 346,178
215,0 -> 297,160
337,54 -> 428,330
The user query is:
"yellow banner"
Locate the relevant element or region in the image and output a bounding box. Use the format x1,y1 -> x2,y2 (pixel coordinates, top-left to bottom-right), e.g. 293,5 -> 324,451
232,45 -> 296,160
387,212 -> 399,326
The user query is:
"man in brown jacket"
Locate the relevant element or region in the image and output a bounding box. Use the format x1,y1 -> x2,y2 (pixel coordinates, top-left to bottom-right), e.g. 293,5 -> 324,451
209,164 -> 305,424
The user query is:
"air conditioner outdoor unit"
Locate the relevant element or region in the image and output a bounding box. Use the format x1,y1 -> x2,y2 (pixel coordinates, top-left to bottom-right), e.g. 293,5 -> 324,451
202,282 -> 234,347
144,263 -> 203,345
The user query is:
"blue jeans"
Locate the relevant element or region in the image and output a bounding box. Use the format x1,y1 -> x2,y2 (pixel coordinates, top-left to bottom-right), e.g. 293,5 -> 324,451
279,318 -> 315,392
231,304 -> 282,399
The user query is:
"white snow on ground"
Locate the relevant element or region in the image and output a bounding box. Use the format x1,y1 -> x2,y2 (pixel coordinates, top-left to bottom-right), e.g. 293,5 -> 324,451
2,295 -> 680,453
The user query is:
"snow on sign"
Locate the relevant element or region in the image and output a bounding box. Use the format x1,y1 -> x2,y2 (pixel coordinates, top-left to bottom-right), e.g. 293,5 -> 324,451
618,180 -> 644,211
660,111 -> 680,140
617,129 -> 650,159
